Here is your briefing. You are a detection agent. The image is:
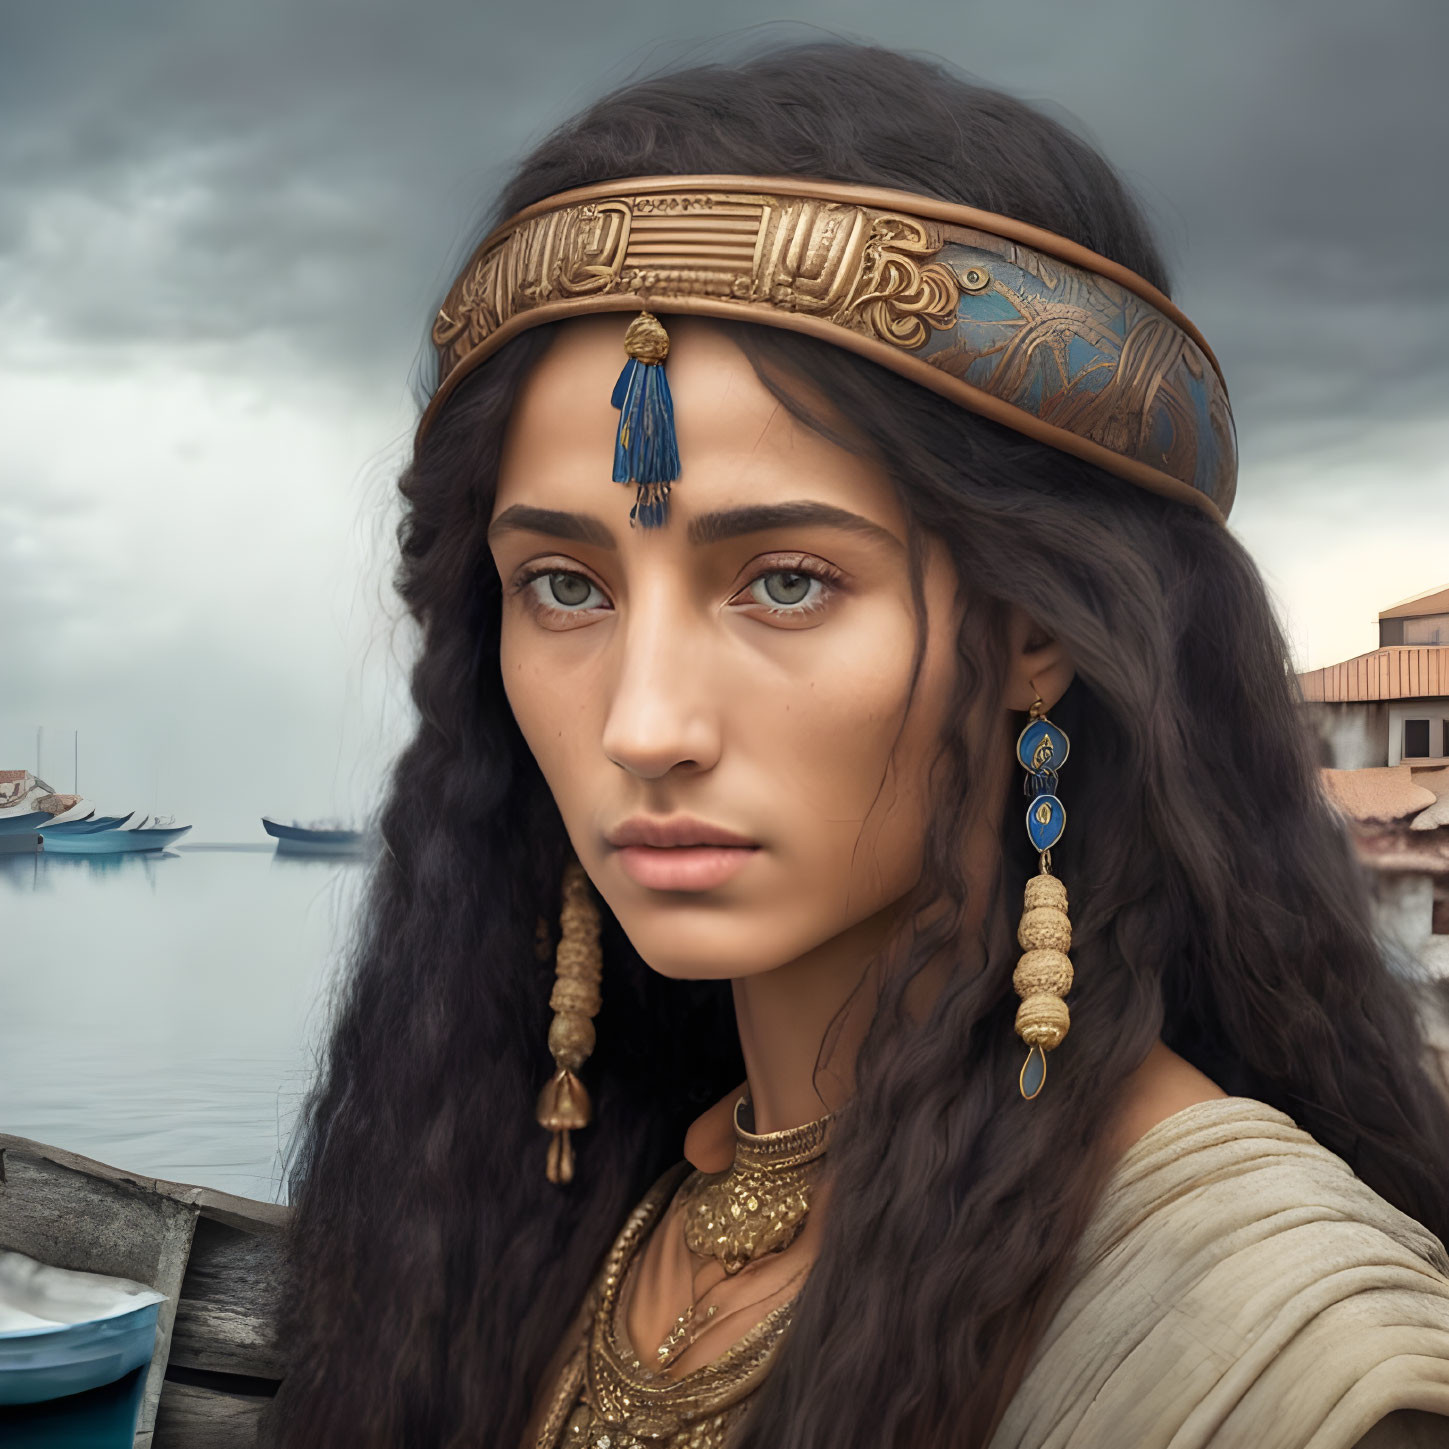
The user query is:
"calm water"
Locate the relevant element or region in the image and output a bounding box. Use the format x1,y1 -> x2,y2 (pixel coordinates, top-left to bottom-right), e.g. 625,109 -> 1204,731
0,845 -> 366,1203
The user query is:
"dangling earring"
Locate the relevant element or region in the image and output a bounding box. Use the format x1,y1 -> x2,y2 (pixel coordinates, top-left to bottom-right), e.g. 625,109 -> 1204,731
1013,694 -> 1074,1099
536,860 -> 602,1183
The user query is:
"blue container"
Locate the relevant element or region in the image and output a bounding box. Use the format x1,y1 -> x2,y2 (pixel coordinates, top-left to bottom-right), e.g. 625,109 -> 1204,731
0,1364 -> 149,1447
0,1254 -> 165,1447
0,1301 -> 161,1405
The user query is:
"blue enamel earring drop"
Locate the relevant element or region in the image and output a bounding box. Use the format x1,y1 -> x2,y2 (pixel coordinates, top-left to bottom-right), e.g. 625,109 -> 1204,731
1013,695 -> 1074,1099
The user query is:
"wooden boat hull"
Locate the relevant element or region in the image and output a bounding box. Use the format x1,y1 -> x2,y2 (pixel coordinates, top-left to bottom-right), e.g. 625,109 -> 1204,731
0,1136 -> 287,1447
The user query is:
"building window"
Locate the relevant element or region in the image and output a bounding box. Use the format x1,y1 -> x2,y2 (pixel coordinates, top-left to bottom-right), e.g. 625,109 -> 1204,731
1403,718 -> 1430,758
1403,613 -> 1449,645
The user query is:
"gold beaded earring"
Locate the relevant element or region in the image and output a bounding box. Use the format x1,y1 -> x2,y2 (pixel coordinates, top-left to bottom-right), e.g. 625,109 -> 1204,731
535,860 -> 602,1183
1013,695 -> 1074,1099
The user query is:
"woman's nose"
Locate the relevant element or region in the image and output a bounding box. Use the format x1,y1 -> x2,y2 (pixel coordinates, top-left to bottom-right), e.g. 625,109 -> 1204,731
601,607 -> 722,781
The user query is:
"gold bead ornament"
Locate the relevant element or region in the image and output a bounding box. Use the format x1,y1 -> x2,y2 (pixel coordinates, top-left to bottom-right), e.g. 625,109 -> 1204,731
536,860 -> 603,1183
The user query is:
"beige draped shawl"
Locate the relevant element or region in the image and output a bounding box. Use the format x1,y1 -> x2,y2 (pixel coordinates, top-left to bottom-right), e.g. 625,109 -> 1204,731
990,1098 -> 1449,1449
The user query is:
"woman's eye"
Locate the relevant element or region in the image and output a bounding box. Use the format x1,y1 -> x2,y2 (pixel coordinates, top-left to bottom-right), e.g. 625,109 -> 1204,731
745,569 -> 828,613
525,570 -> 607,613
756,571 -> 812,606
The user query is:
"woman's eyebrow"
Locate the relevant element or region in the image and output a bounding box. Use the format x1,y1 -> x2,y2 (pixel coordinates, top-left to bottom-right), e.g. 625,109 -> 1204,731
488,500 -> 903,552
488,505 -> 617,548
687,501 -> 903,550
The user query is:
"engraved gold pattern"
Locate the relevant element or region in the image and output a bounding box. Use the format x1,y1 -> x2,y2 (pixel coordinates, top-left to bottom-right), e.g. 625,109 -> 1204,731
433,191 -> 960,379
537,862 -> 604,1184
678,1099 -> 832,1275
423,177 -> 1236,520
535,1166 -> 795,1449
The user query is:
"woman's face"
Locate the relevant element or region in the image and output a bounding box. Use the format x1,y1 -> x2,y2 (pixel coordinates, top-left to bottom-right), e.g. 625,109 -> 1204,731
489,316 -> 961,980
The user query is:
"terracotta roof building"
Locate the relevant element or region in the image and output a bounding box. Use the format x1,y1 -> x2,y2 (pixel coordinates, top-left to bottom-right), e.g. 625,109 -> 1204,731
1299,583 -> 1449,770
1299,647 -> 1449,709
1302,588 -> 1449,985
1379,584 -> 1449,641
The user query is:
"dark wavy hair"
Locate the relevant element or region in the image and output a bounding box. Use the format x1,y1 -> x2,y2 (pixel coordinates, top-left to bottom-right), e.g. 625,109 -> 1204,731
269,40 -> 1449,1449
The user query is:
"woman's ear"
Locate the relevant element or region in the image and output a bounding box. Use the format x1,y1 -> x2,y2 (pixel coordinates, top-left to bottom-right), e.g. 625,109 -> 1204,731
1002,605 -> 1075,713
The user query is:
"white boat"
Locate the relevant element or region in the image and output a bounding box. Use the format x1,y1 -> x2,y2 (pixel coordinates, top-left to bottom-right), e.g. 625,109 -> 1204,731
38,814 -> 192,855
0,773 -> 87,854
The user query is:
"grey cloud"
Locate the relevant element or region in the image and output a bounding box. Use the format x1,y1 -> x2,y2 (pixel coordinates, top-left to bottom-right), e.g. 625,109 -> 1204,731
2,0 -> 1445,840
2,0 -> 1447,458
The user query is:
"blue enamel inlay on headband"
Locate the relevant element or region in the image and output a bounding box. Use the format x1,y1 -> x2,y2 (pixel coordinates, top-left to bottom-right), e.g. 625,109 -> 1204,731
917,238 -> 1233,512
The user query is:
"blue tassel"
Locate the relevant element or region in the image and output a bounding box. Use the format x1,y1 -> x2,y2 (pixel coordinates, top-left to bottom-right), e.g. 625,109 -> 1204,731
611,313 -> 680,528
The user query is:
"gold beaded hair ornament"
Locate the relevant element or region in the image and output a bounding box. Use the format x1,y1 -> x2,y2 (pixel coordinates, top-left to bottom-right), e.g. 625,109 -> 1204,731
424,174 -> 1238,530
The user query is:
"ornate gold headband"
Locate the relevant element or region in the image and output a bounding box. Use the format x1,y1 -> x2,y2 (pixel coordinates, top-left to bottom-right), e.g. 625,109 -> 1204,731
426,174 -> 1237,525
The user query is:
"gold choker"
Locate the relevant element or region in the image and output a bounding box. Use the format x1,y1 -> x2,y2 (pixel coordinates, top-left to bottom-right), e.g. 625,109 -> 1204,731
678,1097 -> 832,1274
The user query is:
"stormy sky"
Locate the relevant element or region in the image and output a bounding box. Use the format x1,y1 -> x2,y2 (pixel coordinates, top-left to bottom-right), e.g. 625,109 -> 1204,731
2,0 -> 1446,838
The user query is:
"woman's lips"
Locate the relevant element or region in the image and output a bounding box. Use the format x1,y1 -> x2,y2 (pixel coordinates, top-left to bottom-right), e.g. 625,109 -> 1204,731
615,843 -> 757,892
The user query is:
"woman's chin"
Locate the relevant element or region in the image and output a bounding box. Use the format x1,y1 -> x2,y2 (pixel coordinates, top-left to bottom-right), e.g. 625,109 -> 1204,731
620,918 -> 810,982
632,946 -> 794,983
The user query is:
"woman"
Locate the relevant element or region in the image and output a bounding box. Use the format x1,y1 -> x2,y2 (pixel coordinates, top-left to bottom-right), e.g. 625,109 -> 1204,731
271,42 -> 1449,1449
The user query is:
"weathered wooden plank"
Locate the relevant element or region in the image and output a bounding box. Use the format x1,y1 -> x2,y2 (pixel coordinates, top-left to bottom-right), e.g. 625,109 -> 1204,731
0,1135 -> 292,1443
0,1134 -> 289,1234
0,1139 -> 198,1442
152,1380 -> 272,1449
170,1214 -> 287,1379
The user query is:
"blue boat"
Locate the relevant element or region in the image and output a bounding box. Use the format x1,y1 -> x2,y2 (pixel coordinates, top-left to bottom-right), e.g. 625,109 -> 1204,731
262,816 -> 368,855
0,809 -> 51,837
0,811 -> 50,854
0,1251 -> 165,1445
38,815 -> 191,855
37,813 -> 133,836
